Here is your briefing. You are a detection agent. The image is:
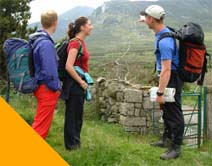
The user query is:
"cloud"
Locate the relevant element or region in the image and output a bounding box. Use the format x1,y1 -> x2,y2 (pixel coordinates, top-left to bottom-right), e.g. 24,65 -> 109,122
29,0 -> 110,23
29,0 -> 157,23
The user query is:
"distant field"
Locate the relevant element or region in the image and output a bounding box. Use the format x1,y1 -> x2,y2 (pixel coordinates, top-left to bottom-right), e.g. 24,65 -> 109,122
88,32 -> 212,86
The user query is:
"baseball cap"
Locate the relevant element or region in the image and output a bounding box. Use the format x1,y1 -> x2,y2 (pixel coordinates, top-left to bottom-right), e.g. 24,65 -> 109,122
140,5 -> 165,20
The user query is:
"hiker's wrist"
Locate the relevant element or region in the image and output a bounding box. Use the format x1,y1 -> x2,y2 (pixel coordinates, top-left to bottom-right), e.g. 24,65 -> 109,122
80,80 -> 88,90
157,90 -> 164,96
80,80 -> 86,86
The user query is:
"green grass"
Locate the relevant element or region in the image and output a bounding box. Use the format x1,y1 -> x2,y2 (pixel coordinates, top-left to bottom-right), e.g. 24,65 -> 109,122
4,94 -> 212,166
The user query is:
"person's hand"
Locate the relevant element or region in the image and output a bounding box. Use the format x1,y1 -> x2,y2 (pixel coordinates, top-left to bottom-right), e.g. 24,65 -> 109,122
138,15 -> 146,22
156,95 -> 165,104
80,80 -> 88,91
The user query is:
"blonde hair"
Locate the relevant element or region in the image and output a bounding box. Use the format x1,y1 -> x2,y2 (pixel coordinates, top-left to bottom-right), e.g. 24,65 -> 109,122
41,10 -> 58,29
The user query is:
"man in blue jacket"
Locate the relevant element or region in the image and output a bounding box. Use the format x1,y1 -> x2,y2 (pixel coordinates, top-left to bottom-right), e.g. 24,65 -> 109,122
30,10 -> 61,139
140,5 -> 184,160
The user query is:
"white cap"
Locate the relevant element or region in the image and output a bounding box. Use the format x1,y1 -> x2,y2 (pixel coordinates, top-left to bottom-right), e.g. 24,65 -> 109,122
140,5 -> 165,20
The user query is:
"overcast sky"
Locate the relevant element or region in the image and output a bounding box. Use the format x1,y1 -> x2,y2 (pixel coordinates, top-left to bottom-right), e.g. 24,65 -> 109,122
29,0 -> 109,23
29,0 -> 157,23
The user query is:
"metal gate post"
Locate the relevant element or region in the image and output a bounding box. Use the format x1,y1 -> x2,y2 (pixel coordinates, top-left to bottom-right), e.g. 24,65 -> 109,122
203,87 -> 208,143
197,93 -> 202,148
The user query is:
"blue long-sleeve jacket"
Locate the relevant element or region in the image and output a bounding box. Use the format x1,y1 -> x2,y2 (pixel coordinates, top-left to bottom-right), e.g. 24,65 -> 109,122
29,30 -> 61,91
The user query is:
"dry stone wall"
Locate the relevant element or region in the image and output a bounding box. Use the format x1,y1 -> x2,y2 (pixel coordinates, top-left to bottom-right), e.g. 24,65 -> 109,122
95,77 -> 160,134
94,78 -> 212,140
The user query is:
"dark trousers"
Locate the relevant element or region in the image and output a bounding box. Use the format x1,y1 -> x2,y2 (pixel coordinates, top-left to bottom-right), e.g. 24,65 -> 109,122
64,94 -> 85,149
62,75 -> 85,149
161,71 -> 185,145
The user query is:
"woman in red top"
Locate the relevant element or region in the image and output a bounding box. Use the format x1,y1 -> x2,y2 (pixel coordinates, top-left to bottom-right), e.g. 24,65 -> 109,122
61,17 -> 93,150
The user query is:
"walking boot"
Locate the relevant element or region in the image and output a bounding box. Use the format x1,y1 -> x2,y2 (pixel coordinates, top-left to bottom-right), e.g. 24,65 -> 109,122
160,143 -> 181,160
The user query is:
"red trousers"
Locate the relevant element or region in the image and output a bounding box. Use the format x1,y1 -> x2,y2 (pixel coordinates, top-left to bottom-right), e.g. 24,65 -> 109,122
32,85 -> 60,139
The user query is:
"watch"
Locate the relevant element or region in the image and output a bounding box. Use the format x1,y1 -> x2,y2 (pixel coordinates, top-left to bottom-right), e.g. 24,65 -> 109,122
157,91 -> 164,96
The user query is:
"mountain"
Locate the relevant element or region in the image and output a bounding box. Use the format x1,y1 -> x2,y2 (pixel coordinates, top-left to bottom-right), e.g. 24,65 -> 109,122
86,0 -> 212,54
29,6 -> 94,40
29,0 -> 212,55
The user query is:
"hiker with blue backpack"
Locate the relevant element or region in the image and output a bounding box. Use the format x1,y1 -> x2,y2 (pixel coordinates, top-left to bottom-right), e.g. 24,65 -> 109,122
3,10 -> 61,139
30,10 -> 61,139
59,17 -> 93,151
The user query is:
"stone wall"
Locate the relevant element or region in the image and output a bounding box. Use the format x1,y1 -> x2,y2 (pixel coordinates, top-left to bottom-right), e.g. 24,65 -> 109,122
94,78 -> 212,139
95,77 -> 160,134
206,86 -> 212,139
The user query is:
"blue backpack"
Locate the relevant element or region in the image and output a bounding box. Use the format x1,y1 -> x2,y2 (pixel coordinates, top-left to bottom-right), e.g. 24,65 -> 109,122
3,32 -> 47,102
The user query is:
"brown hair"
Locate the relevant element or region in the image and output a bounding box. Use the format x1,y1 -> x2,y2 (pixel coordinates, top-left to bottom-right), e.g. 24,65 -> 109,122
41,10 -> 58,29
67,16 -> 89,39
155,14 -> 165,23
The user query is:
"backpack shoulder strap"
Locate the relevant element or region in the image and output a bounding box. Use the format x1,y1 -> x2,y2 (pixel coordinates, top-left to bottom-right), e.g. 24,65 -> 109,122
29,31 -> 50,49
156,32 -> 175,50
69,38 -> 83,59
30,36 -> 49,50
156,26 -> 179,49
28,34 -> 49,77
156,31 -> 178,69
197,51 -> 210,85
206,52 -> 211,68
